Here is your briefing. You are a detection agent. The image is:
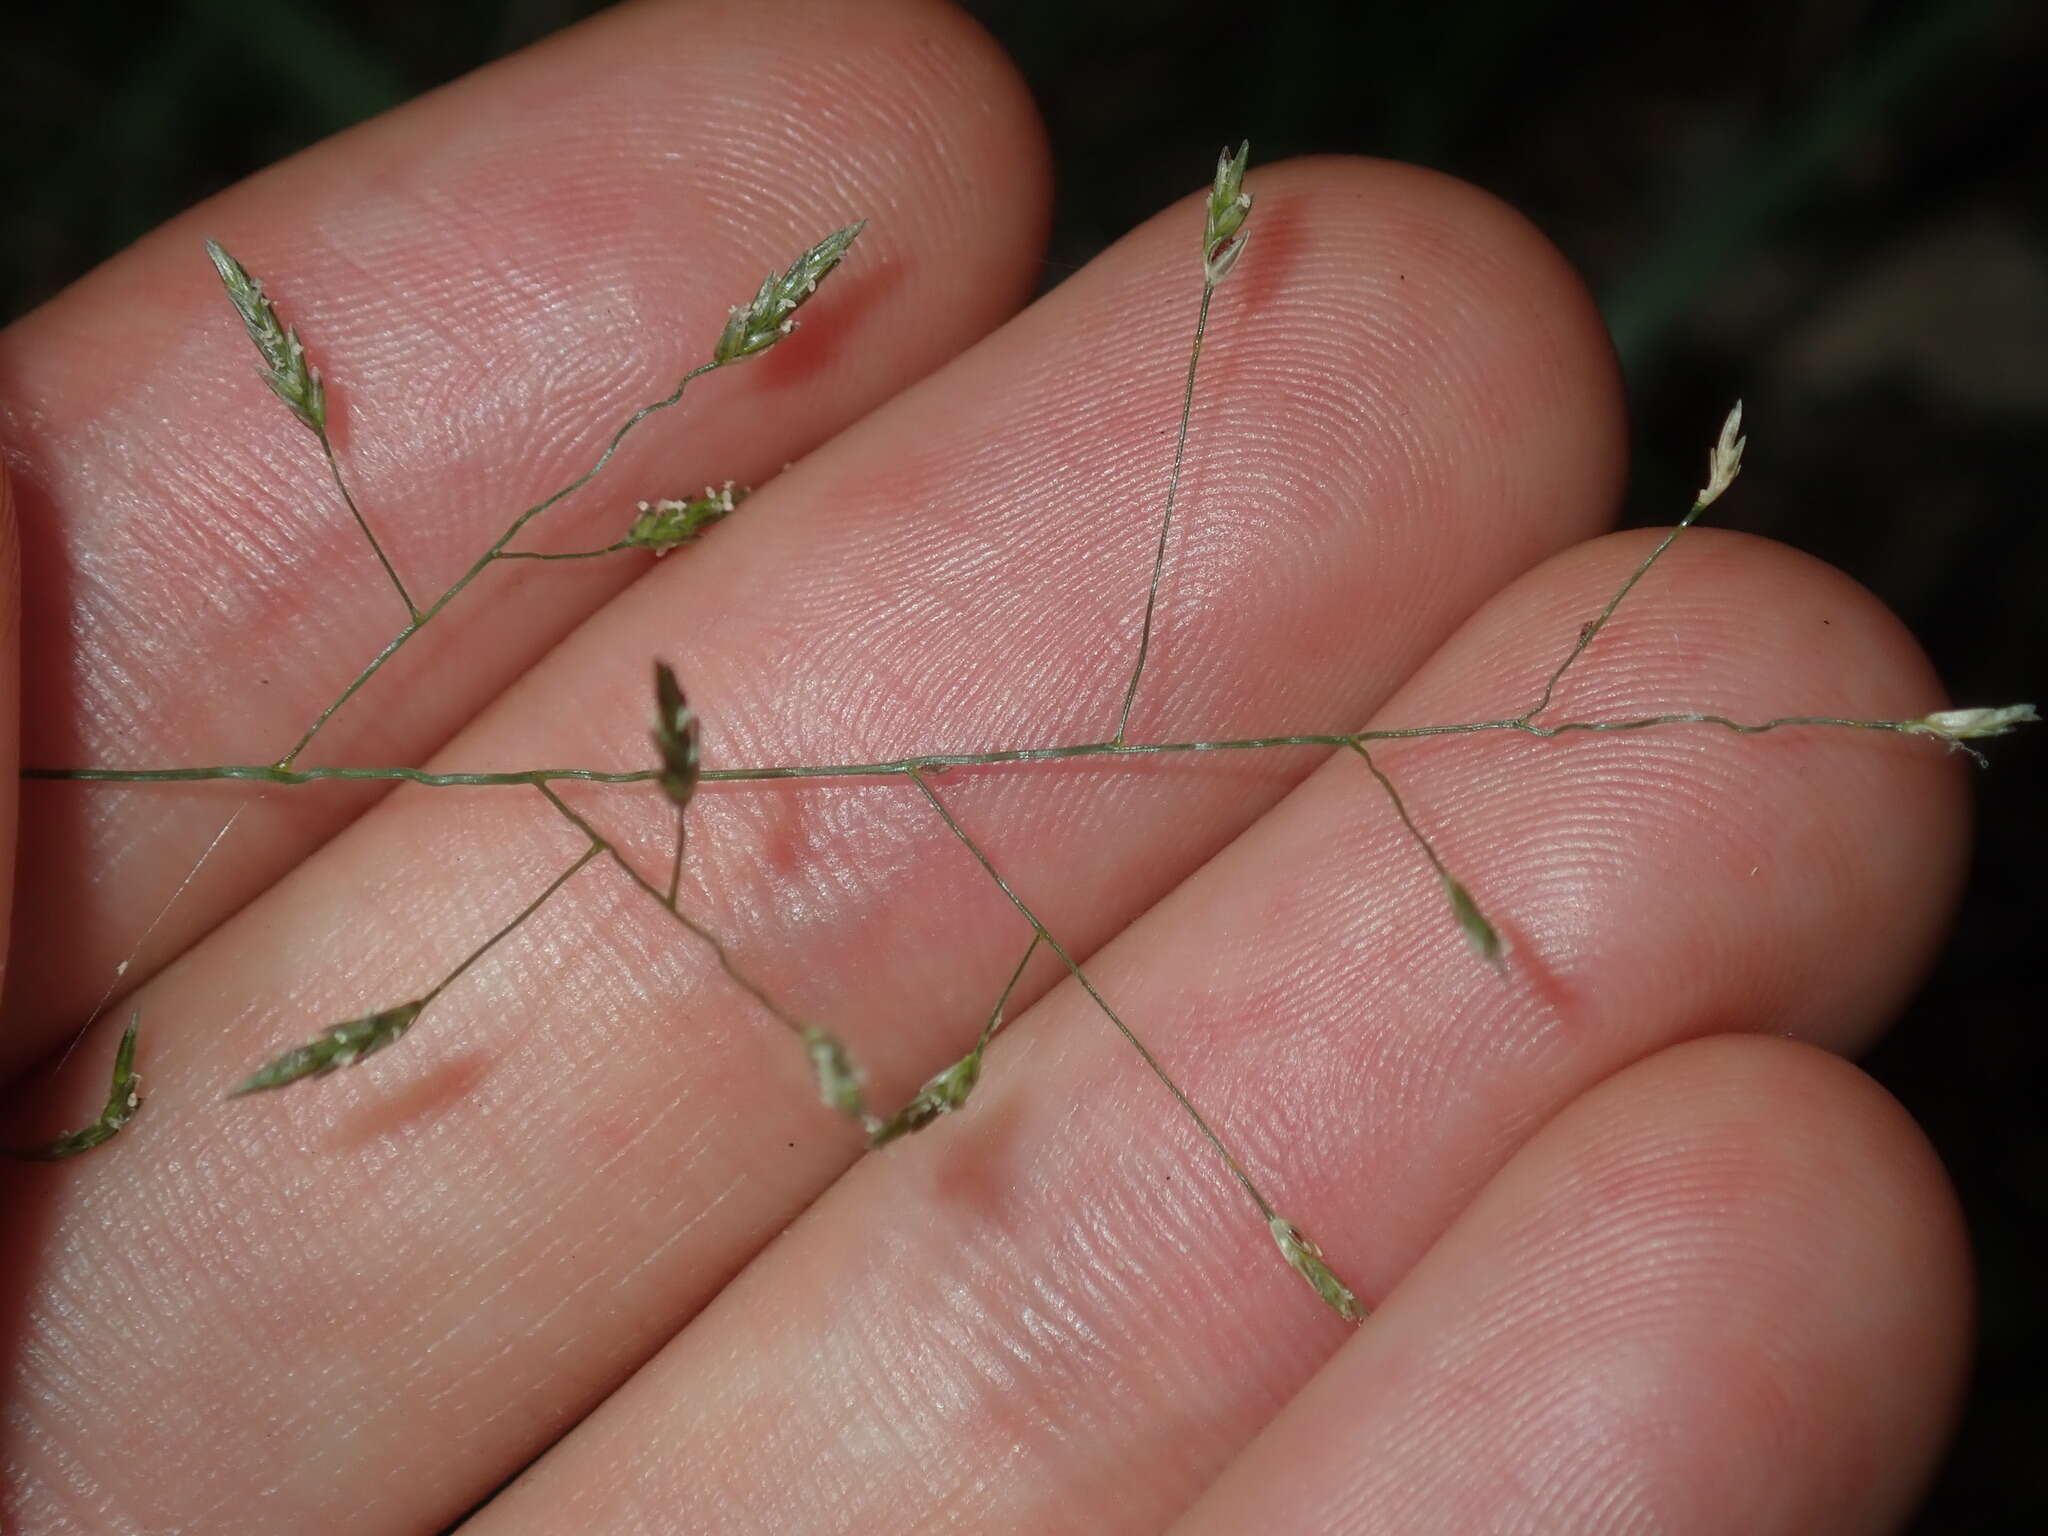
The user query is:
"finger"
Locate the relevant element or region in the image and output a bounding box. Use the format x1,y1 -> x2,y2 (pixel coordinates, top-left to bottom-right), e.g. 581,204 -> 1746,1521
0,462 -> 18,972
0,158 -> 1626,1533
3,0 -> 1051,1062
465,529 -> 1967,1530
1175,1036 -> 1970,1535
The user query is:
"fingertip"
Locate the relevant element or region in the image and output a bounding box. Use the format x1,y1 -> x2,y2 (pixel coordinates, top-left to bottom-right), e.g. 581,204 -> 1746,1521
1177,1033 -> 1973,1535
0,0 -> 1055,1058
1530,1035 -> 1974,1532
1264,153 -> 1629,538
0,457 -> 15,968
1473,524 -> 1972,1054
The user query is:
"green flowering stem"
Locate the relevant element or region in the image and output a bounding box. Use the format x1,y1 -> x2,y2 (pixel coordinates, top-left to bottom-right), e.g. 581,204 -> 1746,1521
496,484 -> 744,565
228,839 -> 602,1095
7,1012 -> 144,1162
318,431 -> 422,623
533,779 -> 872,1132
1109,144 -> 1256,747
31,705 -> 2021,791
493,540 -> 635,563
1110,297 -> 1215,743
21,148 -> 2027,1334
412,840 -> 604,1008
662,810 -> 689,911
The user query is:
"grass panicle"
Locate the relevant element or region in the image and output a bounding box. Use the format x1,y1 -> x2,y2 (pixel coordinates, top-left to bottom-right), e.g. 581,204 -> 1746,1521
21,150 -> 2033,1328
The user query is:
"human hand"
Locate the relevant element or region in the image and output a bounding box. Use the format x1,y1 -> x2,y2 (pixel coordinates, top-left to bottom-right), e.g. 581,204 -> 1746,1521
0,2 -> 1970,1530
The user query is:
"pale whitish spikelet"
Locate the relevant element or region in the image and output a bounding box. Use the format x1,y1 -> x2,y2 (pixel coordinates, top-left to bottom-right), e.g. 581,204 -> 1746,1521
1902,703 -> 2039,744
801,1025 -> 868,1120
1697,400 -> 1745,508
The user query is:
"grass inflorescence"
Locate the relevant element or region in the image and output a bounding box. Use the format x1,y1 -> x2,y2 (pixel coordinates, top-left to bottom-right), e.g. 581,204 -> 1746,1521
11,149 -> 2034,1325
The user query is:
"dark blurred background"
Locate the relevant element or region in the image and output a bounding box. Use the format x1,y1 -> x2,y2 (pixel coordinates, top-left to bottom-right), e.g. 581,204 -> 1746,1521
3,0 -> 2042,1526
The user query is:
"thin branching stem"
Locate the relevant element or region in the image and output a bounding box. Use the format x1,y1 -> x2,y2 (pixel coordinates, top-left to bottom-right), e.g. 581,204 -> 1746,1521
30,711 -> 1945,789
532,783 -> 805,1036
906,768 -> 1280,1224
1520,499 -> 1708,723
24,178 -> 2019,1330
278,623 -> 416,769
663,808 -> 688,911
1112,280 -> 1216,746
863,931 -> 1046,1149
422,841 -> 605,1007
318,432 -> 420,621
1344,738 -> 1502,965
493,542 -> 636,562
273,360 -> 721,769
978,935 -> 1041,1053
1343,739 -> 1453,885
225,839 -> 606,1096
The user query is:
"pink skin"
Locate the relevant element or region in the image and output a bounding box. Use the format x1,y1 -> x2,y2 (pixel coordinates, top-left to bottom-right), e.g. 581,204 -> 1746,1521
0,2 -> 1969,1532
